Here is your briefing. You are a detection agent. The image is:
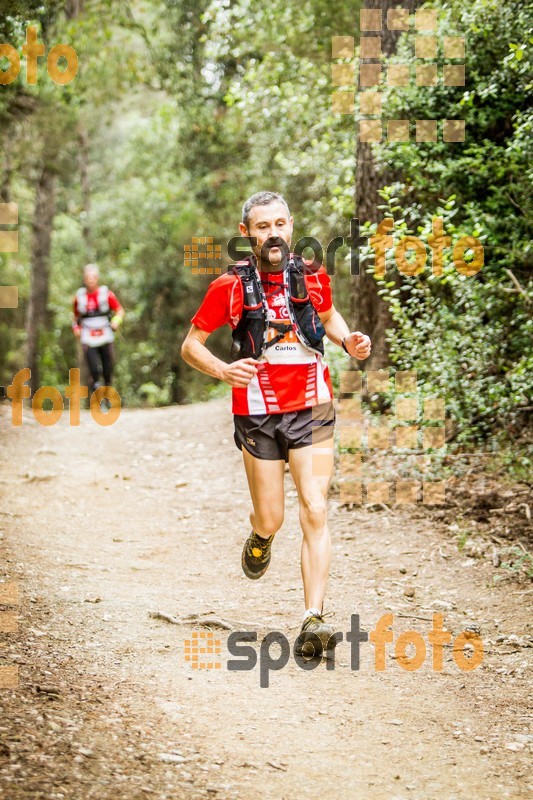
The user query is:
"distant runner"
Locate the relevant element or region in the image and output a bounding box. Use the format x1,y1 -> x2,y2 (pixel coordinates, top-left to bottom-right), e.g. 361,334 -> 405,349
181,192 -> 371,657
72,263 -> 125,394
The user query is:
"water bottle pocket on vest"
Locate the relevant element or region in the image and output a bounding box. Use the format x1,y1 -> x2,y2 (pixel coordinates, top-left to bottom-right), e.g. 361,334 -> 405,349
291,303 -> 325,348
231,314 -> 264,360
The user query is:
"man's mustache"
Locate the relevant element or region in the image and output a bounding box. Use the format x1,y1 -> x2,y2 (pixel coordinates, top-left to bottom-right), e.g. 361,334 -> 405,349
259,237 -> 290,262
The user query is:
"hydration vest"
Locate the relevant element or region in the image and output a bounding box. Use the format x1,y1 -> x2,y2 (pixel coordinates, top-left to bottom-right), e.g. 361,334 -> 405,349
229,255 -> 326,361
76,285 -> 110,319
76,285 -> 114,347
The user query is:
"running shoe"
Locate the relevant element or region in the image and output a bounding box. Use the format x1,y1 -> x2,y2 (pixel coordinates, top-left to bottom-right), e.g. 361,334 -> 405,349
294,613 -> 337,658
241,530 -> 274,580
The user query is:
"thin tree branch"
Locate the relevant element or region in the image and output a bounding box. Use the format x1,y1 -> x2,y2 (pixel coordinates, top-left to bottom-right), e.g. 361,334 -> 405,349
504,269 -> 532,303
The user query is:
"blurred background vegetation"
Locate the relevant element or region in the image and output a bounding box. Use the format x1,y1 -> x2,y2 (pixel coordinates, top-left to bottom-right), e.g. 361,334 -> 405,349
0,0 -> 531,473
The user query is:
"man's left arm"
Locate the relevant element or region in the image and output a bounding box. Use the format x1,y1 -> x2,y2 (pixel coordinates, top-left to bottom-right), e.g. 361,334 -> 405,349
108,291 -> 125,330
318,305 -> 371,361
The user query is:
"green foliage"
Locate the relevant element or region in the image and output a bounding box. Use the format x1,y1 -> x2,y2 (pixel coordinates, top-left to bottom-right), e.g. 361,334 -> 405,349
498,547 -> 533,580
0,0 -> 530,452
457,529 -> 471,551
359,0 -> 533,446
1,0 -> 364,403
323,339 -> 351,397
377,0 -> 531,279
366,188 -> 532,443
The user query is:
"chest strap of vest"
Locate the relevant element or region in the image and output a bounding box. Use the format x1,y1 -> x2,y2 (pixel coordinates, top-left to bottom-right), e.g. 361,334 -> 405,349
264,320 -> 293,348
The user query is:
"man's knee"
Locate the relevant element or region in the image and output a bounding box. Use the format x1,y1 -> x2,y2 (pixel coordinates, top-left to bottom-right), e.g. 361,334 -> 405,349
299,496 -> 327,525
254,512 -> 283,537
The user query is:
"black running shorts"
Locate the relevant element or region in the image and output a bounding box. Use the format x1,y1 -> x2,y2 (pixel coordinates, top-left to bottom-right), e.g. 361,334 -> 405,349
233,401 -> 336,462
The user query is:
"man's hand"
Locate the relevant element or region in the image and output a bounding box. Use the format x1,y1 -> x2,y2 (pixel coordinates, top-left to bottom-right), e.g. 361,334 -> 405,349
110,314 -> 123,331
220,358 -> 259,387
319,308 -> 372,361
73,326 -> 81,339
344,332 -> 371,360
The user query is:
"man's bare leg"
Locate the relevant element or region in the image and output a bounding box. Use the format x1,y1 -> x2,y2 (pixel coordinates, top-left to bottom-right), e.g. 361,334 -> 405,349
288,438 -> 334,611
242,448 -> 285,538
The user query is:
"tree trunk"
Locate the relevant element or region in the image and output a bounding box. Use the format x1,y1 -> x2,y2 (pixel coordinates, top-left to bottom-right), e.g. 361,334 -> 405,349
170,360 -> 186,405
66,0 -> 85,19
25,0 -> 85,396
0,133 -> 12,203
351,0 -> 420,371
78,125 -> 91,246
352,137 -> 388,370
76,125 -> 91,386
26,167 -> 57,394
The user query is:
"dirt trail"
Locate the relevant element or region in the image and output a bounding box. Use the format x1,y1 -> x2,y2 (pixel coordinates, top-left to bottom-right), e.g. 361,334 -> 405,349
0,399 -> 531,799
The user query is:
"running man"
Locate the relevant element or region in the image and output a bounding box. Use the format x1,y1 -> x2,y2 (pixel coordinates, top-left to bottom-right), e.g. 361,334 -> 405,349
72,263 -> 125,393
181,192 -> 371,656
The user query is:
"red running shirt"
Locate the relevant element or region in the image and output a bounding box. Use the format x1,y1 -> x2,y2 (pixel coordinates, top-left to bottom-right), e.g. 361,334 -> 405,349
73,288 -> 122,318
190,263 -> 334,415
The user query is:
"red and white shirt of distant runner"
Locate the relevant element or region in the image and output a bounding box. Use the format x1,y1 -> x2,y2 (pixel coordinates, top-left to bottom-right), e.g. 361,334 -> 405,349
73,288 -> 122,347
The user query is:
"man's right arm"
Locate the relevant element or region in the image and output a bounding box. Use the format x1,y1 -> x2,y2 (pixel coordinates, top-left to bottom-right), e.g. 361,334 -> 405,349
181,325 -> 258,388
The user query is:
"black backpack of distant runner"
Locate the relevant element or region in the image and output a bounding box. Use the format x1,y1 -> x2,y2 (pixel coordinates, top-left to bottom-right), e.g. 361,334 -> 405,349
228,255 -> 326,361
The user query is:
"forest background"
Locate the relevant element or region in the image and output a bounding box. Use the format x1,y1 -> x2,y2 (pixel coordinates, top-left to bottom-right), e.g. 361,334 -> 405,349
0,0 -> 531,476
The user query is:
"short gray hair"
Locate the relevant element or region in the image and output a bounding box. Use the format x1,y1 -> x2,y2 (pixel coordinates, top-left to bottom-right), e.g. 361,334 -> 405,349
83,262 -> 99,277
242,191 -> 290,229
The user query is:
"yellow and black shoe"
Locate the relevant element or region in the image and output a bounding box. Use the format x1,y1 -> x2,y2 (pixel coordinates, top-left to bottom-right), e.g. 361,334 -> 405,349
294,614 -> 337,658
241,530 -> 274,580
